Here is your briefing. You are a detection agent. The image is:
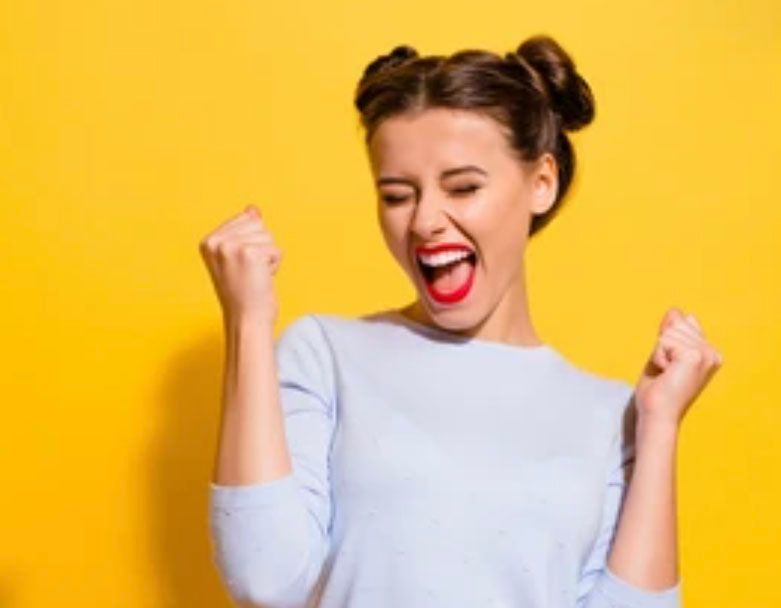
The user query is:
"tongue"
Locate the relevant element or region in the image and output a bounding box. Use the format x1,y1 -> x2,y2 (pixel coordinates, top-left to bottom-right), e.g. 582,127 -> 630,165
430,258 -> 473,294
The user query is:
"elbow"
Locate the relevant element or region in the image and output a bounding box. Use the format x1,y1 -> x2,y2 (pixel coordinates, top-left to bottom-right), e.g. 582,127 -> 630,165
579,567 -> 682,608
210,519 -> 328,608
208,480 -> 330,607
221,556 -> 317,608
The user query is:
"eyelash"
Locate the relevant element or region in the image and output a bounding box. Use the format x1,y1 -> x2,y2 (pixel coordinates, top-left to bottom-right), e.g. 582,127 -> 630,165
381,185 -> 481,205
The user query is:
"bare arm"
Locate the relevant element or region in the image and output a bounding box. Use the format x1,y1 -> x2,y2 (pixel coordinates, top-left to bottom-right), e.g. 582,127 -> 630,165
606,413 -> 680,589
211,314 -> 293,486
605,306 -> 722,591
203,207 -> 335,606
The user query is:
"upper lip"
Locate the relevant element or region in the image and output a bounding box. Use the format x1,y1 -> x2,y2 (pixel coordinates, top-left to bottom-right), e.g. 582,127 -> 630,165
414,242 -> 475,256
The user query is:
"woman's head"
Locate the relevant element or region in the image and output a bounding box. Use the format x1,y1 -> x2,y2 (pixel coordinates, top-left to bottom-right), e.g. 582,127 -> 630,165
354,35 -> 594,333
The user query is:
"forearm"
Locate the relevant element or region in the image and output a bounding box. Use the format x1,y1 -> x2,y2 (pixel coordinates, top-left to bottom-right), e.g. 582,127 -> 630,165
211,315 -> 293,486
606,414 -> 680,589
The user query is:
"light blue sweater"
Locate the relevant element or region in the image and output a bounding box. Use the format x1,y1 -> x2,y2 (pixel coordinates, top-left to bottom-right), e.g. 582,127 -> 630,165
208,310 -> 682,607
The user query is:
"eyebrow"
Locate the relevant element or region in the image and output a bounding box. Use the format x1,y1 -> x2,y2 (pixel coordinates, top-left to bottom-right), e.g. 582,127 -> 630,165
376,165 -> 488,187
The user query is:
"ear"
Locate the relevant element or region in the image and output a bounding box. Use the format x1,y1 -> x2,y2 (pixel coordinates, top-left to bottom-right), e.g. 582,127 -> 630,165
529,153 -> 558,215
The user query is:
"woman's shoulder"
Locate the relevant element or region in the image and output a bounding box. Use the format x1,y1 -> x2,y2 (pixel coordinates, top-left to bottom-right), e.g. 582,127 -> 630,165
276,308 -> 402,352
554,353 -> 633,397
523,343 -> 634,418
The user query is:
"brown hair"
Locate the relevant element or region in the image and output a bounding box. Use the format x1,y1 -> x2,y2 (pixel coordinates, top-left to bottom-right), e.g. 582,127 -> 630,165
354,35 -> 595,237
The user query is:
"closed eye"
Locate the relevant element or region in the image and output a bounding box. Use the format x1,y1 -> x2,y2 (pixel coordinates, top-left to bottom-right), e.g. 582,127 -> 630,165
381,194 -> 409,204
381,185 -> 480,205
451,185 -> 480,196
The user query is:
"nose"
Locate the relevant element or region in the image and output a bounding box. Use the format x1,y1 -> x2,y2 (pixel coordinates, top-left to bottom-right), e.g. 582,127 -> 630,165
410,191 -> 449,240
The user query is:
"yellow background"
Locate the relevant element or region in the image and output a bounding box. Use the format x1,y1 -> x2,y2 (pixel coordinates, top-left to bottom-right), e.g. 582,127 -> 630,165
1,0 -> 778,605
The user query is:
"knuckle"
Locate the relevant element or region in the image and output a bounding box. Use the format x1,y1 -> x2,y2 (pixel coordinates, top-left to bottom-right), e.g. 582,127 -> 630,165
237,243 -> 259,259
201,235 -> 217,253
215,240 -> 234,259
682,348 -> 704,364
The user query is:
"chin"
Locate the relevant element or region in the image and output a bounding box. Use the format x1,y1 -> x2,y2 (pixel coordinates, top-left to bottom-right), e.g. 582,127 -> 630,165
418,298 -> 485,333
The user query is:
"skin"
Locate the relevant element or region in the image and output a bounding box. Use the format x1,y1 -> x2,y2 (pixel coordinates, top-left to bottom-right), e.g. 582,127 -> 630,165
367,107 -> 557,347
367,106 -> 724,591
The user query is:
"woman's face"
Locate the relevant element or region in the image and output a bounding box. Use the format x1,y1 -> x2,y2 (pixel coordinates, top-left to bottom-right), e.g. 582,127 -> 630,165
367,107 -> 557,333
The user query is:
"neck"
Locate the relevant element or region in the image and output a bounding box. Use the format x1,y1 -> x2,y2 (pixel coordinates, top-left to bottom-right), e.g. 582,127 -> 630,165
404,264 -> 543,347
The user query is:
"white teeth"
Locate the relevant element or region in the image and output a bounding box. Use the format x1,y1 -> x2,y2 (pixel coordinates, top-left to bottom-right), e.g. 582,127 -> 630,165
418,249 -> 472,267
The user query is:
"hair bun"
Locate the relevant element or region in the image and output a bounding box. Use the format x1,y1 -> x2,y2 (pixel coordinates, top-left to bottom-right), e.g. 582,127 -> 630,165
513,35 -> 594,131
361,45 -> 419,82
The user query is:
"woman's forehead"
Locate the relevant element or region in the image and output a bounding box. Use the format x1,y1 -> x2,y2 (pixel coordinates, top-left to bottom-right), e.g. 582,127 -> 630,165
368,109 -> 510,175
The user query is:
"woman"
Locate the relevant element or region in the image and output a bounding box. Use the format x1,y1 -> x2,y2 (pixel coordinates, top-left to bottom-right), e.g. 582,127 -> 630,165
201,35 -> 722,608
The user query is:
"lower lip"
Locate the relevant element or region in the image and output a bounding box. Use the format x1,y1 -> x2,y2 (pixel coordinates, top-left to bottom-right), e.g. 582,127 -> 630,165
420,258 -> 476,305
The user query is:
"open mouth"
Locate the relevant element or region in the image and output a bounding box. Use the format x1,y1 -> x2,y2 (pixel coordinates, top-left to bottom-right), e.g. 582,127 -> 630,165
417,251 -> 477,284
415,249 -> 478,304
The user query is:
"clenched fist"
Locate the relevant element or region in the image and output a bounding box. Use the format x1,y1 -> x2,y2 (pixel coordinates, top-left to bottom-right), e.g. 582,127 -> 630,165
634,307 -> 724,427
199,204 -> 282,326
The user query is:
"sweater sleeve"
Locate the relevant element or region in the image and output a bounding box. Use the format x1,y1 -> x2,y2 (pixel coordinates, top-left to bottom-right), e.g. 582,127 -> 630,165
576,384 -> 682,608
208,314 -> 338,608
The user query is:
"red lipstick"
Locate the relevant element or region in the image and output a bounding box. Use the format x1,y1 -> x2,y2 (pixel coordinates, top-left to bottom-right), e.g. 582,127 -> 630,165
415,242 -> 474,256
413,242 -> 477,305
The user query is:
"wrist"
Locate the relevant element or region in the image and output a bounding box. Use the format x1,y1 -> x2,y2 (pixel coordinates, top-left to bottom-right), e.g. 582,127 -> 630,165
224,313 -> 276,335
636,414 -> 680,442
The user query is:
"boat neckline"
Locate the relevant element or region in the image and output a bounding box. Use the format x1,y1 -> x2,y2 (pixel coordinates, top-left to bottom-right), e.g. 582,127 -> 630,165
371,308 -> 558,357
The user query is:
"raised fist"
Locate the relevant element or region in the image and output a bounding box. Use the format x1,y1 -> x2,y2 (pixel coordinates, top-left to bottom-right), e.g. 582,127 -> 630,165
199,205 -> 282,325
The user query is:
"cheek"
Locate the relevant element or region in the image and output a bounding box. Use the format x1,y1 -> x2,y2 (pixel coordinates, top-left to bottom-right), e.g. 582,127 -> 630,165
377,208 -> 411,266
485,226 -> 529,274
467,206 -> 529,268
459,189 -> 519,234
